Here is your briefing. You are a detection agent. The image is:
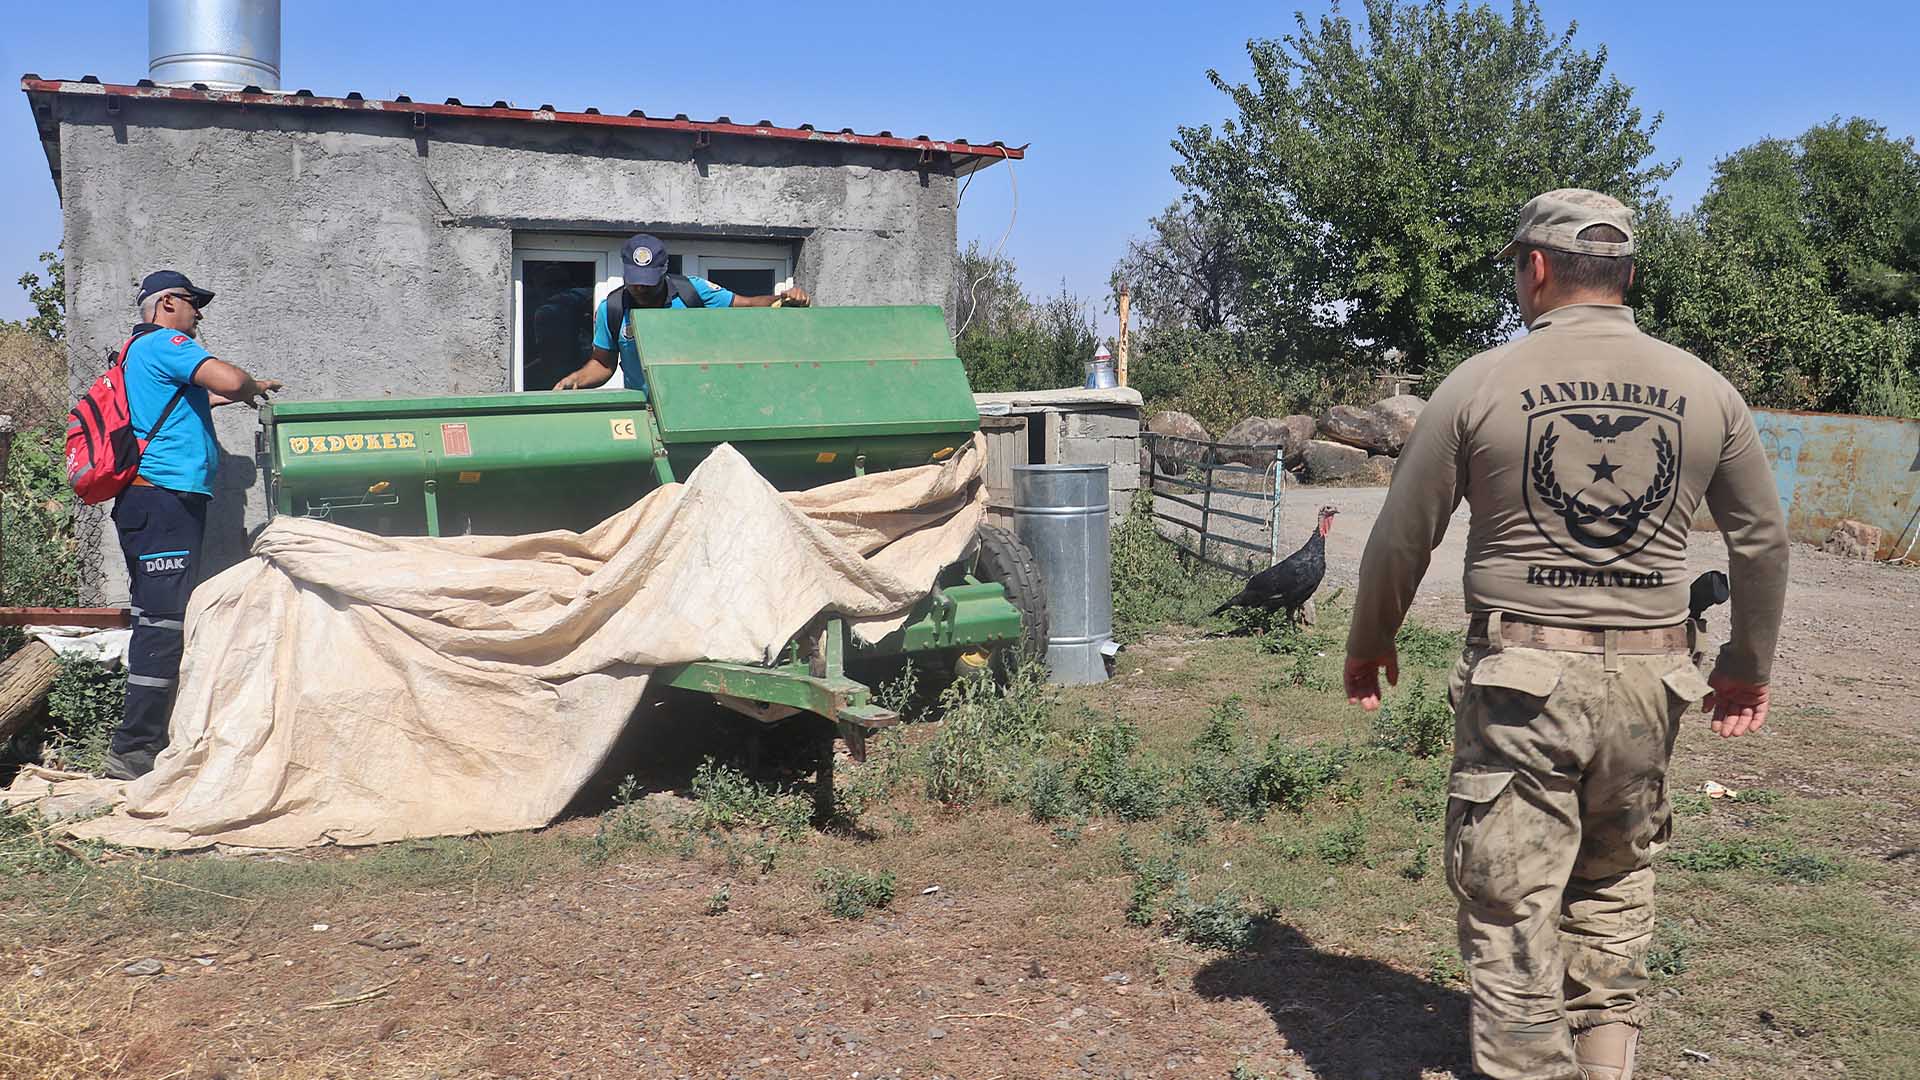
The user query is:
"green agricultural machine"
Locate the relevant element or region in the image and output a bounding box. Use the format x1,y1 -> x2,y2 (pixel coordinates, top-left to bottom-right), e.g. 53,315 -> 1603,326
257,306 -> 1047,810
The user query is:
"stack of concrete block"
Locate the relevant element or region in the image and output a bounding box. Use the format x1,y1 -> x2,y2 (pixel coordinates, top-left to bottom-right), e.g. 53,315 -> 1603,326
974,387 -> 1145,524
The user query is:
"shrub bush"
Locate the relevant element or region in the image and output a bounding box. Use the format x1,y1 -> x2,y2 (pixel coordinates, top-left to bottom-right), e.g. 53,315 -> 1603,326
1253,737 -> 1350,812
815,866 -> 897,919
44,658 -> 123,773
1370,675 -> 1455,758
2,421 -> 81,657
1167,887 -> 1258,951
686,759 -> 813,842
1112,491 -> 1217,643
1070,717 -> 1170,821
921,663 -> 1055,806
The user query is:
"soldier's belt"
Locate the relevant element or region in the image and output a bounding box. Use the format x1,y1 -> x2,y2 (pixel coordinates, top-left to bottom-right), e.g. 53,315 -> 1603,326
1467,613 -> 1692,655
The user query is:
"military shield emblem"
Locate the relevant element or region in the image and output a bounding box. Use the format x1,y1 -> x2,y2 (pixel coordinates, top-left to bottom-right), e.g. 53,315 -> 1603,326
1523,404 -> 1682,566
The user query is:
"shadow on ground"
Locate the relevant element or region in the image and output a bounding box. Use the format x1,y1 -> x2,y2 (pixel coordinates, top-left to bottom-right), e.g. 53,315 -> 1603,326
559,678 -> 838,817
1192,917 -> 1474,1080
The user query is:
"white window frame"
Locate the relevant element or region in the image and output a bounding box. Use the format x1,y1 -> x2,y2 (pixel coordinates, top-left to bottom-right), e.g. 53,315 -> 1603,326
510,234 -> 793,391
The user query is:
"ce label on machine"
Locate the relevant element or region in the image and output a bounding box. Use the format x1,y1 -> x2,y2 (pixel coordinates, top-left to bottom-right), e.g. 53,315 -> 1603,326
610,417 -> 639,440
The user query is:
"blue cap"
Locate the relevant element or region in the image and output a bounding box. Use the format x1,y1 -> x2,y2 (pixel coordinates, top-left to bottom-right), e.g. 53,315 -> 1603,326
136,270 -> 215,308
620,234 -> 669,286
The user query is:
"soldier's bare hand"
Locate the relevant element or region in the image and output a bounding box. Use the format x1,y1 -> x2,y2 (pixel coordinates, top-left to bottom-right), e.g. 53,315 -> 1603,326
1345,651 -> 1399,712
1703,672 -> 1769,738
780,285 -> 811,307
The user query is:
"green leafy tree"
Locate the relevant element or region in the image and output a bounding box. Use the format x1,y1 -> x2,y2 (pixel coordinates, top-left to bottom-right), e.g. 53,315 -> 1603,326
1174,0 -> 1671,371
12,250 -> 65,344
953,242 -> 1097,393
1634,118 -> 1920,415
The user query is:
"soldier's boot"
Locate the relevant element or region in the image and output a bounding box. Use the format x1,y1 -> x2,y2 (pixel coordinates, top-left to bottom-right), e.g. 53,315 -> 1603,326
1574,1022 -> 1639,1080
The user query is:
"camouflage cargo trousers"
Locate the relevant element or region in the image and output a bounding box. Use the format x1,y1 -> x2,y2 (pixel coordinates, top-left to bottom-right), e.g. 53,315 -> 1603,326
1444,635 -> 1713,1080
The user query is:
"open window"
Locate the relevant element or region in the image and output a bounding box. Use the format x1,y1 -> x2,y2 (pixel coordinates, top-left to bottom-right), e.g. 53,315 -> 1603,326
511,234 -> 795,391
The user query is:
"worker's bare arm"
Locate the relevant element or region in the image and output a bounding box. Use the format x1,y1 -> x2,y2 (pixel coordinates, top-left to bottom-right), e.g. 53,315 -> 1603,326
733,285 -> 810,308
193,357 -> 281,408
555,349 -> 619,391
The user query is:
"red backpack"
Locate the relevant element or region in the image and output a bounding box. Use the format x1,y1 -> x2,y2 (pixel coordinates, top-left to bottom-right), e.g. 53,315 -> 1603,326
65,328 -> 187,504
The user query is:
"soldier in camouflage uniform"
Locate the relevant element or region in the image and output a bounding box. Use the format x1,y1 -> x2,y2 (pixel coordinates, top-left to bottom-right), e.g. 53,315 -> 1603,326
1343,190 -> 1790,1080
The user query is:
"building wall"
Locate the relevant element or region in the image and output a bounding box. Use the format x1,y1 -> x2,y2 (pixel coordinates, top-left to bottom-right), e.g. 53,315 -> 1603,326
50,97 -> 961,599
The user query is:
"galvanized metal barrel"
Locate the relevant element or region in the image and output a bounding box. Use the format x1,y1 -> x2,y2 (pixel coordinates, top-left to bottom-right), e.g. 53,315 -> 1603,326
1012,464 -> 1115,685
149,0 -> 282,91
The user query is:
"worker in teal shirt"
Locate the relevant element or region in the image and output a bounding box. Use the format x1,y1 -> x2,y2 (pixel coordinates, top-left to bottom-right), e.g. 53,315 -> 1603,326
554,233 -> 810,394
107,271 -> 280,781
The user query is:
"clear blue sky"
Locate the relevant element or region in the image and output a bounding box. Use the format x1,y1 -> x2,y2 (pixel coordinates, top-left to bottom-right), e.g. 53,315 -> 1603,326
3,1 -> 1917,329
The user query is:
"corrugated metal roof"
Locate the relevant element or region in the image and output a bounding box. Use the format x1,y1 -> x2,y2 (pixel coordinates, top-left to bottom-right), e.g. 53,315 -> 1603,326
19,75 -> 1026,175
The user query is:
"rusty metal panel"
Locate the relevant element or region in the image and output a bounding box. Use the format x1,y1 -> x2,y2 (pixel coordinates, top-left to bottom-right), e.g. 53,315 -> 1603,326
1753,409 -> 1920,558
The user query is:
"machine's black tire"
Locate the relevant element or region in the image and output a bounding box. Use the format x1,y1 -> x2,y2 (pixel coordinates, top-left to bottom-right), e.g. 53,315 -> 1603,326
973,523 -> 1049,669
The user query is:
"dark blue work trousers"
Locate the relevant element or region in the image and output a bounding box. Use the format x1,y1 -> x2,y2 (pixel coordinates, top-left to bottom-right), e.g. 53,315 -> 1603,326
111,484 -> 209,755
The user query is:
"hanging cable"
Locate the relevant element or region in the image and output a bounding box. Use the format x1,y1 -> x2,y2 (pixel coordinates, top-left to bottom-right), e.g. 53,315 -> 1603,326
953,156 -> 1018,341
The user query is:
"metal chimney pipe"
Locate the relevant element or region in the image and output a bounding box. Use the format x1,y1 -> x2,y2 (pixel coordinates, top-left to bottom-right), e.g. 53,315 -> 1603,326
149,0 -> 281,90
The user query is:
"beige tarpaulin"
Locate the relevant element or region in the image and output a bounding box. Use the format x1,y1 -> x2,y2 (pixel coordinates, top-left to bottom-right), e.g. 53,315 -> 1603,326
5,437 -> 986,850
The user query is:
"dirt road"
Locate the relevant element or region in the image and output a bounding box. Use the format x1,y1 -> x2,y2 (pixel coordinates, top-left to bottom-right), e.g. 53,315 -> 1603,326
1269,485 -> 1920,749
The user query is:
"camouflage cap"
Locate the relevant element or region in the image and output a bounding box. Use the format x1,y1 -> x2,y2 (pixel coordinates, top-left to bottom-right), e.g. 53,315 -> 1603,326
1497,188 -> 1636,260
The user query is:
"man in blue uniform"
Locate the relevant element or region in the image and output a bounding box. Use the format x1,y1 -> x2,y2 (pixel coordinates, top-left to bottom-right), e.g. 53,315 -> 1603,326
105,271 -> 281,780
553,233 -> 810,393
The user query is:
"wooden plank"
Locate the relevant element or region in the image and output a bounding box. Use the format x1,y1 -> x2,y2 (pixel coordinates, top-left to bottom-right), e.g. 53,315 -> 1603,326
0,607 -> 134,628
978,415 -> 1029,511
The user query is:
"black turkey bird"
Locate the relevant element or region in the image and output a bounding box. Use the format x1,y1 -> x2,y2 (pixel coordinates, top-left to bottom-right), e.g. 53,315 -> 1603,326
1212,506 -> 1338,626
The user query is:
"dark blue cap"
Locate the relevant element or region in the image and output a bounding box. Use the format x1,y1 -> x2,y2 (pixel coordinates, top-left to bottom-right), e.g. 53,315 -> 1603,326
619,234 -> 669,286
137,270 -> 215,308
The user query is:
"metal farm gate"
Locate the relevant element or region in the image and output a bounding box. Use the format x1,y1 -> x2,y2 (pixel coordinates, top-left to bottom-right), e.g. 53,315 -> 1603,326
1140,431 -> 1291,574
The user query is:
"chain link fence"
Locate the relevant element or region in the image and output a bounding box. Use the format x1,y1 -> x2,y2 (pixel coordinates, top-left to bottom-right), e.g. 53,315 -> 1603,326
1,326 -> 101,654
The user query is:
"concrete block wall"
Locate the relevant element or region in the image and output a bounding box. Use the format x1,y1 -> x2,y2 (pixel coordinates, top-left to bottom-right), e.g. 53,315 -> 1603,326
973,389 -> 1144,522
45,96 -> 964,601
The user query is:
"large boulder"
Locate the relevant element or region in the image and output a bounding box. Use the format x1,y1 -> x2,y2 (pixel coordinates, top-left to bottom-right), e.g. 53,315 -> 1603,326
1321,404 -> 1397,455
1146,411 -> 1211,475
1363,454 -> 1397,485
1301,439 -> 1370,483
1278,415 -> 1319,466
1369,395 -> 1426,455
1217,415 -> 1315,470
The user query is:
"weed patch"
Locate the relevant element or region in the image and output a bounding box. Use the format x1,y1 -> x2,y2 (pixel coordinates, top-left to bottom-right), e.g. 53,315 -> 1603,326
1070,717 -> 1171,821
1111,491 -> 1237,638
1119,841 -> 1184,927
581,776 -> 657,865
815,866 -> 897,919
1254,737 -> 1351,812
686,760 -> 812,842
1314,813 -> 1369,866
1023,758 -> 1078,822
1166,888 -> 1257,951
922,665 -> 1054,806
43,659 -> 123,773
1666,838 -> 1844,884
1428,945 -> 1466,987
1648,918 -> 1692,979
1371,675 -> 1454,758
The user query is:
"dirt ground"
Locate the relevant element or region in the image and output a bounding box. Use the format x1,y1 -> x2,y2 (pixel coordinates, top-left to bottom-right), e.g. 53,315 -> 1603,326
5,489 -> 1917,1079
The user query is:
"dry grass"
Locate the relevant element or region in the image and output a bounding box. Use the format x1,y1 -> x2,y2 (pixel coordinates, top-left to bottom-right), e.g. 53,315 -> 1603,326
2,602 -> 1914,1077
0,977 -> 126,1080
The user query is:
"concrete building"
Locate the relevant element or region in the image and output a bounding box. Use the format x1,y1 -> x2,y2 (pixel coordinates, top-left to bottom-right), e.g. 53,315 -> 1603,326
19,75 -> 1021,597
